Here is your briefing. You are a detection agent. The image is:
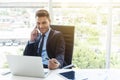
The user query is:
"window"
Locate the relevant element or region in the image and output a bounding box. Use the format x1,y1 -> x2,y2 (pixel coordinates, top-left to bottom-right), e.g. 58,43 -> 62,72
0,1 -> 49,68
0,0 -> 120,69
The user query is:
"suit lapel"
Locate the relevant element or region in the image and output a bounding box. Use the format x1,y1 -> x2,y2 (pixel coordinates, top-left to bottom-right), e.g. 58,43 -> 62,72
47,29 -> 55,44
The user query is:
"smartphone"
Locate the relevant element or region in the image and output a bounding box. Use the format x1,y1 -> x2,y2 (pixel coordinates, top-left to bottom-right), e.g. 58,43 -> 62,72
59,71 -> 75,80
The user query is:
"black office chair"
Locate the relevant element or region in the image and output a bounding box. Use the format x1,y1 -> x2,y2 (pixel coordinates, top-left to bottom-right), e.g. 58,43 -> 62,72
51,25 -> 75,68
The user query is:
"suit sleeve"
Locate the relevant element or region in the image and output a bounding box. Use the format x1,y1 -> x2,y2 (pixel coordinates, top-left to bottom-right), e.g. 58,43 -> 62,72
55,32 -> 65,68
23,41 -> 37,56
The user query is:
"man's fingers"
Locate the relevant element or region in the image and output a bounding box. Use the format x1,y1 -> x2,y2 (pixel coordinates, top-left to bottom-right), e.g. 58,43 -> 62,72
49,58 -> 58,64
48,58 -> 60,70
30,28 -> 39,41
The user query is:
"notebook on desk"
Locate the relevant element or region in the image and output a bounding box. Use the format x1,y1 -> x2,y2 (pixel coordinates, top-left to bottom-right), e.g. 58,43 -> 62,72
6,55 -> 50,78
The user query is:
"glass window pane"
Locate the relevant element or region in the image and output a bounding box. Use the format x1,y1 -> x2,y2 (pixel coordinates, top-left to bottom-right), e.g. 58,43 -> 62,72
53,7 -> 108,68
111,8 -> 120,68
0,8 -> 49,69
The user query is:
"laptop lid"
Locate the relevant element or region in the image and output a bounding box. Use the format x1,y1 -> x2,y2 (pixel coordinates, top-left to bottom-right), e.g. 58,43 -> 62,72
6,55 -> 49,78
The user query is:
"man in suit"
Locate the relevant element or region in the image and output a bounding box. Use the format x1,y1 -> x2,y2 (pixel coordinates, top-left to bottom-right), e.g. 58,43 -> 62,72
23,9 -> 65,70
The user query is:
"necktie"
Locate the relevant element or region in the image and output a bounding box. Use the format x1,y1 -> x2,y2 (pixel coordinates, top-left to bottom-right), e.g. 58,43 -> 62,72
39,34 -> 45,56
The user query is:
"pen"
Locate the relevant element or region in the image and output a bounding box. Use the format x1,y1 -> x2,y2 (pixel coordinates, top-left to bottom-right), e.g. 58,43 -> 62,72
62,64 -> 75,69
45,58 -> 58,64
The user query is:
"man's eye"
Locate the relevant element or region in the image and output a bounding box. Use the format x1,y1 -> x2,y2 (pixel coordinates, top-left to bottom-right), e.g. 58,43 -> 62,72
37,22 -> 40,25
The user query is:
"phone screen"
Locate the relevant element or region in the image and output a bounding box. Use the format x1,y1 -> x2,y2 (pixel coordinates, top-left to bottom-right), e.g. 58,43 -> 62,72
59,71 -> 75,80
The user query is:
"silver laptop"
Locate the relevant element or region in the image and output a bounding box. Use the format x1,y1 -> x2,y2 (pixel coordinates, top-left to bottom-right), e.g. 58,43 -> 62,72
6,55 -> 50,78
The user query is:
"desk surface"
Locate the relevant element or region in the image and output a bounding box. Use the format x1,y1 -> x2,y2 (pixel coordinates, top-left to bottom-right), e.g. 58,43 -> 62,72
0,69 -> 120,80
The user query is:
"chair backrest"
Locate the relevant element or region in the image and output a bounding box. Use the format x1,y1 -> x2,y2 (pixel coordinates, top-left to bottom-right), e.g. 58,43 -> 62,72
51,25 -> 75,66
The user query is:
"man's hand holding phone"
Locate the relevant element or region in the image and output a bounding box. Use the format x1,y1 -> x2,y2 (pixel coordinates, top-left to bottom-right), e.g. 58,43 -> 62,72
30,27 -> 40,42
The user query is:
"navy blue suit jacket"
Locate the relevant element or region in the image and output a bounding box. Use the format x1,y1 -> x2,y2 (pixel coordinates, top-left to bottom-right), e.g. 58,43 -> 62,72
23,28 -> 65,68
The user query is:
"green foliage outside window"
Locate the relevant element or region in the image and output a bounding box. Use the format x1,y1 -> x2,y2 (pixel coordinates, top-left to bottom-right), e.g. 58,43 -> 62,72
72,44 -> 105,69
72,34 -> 106,68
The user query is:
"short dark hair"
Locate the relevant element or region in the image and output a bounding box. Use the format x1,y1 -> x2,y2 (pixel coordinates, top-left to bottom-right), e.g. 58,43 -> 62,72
35,9 -> 50,21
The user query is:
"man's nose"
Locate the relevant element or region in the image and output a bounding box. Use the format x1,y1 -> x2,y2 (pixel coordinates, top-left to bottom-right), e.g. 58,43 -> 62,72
38,25 -> 44,28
